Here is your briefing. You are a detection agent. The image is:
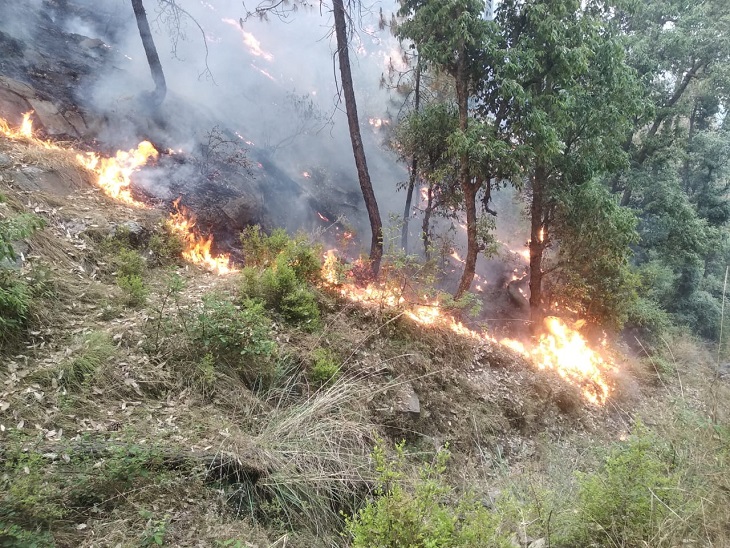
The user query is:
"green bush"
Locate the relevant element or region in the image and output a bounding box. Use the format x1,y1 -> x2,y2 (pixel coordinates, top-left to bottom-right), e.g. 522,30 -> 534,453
118,273 -> 148,307
346,442 -> 512,547
0,522 -> 55,548
148,224 -> 185,266
240,230 -> 322,330
309,348 -> 340,386
567,424 -> 685,547
192,294 -> 277,387
0,270 -> 32,342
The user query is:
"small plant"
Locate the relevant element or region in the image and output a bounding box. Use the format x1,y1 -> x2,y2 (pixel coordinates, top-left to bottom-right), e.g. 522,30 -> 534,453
192,293 -> 277,387
139,509 -> 170,546
345,441 -> 512,547
566,423 -> 685,547
0,270 -> 32,342
240,230 -> 323,330
148,223 -> 185,266
118,273 -> 148,307
59,331 -> 115,389
310,348 -> 340,386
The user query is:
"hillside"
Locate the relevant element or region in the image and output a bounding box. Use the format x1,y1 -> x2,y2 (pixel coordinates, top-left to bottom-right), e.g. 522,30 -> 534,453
1,119 -> 729,547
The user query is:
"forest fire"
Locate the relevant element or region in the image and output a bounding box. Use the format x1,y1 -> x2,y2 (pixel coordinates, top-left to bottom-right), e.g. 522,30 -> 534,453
1,111 -> 61,149
76,141 -> 158,207
321,251 -> 613,405
168,199 -> 236,275
1,114 -> 235,275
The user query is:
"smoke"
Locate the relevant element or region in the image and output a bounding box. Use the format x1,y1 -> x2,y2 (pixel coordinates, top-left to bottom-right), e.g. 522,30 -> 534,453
57,0 -> 409,243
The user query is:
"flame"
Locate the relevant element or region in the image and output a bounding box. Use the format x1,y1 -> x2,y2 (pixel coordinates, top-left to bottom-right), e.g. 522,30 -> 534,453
499,317 -> 611,404
317,212 -> 330,222
76,141 -> 158,207
538,227 -> 545,242
321,252 -> 614,405
0,111 -> 61,150
222,18 -> 274,61
302,171 -> 311,178
368,118 -> 390,128
167,199 -> 236,275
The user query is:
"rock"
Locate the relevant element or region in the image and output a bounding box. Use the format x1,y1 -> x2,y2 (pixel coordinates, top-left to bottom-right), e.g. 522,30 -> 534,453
222,192 -> 264,230
528,539 -> 547,548
393,382 -> 420,415
27,98 -> 78,137
12,166 -> 85,196
0,153 -> 12,167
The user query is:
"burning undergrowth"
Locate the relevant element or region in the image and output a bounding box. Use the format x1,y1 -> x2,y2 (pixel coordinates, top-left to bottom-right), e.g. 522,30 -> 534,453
1,111 -> 618,407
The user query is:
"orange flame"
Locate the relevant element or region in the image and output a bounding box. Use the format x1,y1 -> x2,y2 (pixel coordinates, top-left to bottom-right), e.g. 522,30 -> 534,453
0,111 -> 60,150
167,199 -> 236,275
76,141 -> 158,207
321,252 -> 613,405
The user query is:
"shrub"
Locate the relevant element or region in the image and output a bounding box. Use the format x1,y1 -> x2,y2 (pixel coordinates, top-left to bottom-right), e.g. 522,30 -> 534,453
567,424 -> 685,547
345,442 -> 512,547
191,294 -> 277,387
240,231 -> 322,330
118,274 -> 148,307
309,348 -> 340,386
148,224 -> 185,266
0,270 -> 32,342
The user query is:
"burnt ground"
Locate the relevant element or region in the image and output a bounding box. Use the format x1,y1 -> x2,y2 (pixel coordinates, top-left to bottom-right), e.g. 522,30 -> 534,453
2,131 -> 728,547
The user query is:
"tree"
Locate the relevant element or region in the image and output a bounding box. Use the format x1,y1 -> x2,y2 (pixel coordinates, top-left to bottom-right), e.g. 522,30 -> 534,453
131,0 -> 167,106
243,0 -> 384,277
332,0 -> 383,277
397,0 -> 498,299
494,0 -> 640,326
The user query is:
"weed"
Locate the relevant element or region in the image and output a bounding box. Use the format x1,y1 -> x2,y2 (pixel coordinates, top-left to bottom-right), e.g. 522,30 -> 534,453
118,273 -> 148,307
149,223 -> 185,266
59,331 -> 115,389
566,423 -> 685,547
192,294 -> 277,388
139,509 -> 170,546
345,441 -> 512,547
310,348 -> 340,386
0,270 -> 32,343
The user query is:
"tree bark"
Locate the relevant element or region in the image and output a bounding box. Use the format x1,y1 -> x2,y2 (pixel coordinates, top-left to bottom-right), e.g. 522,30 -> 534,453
454,52 -> 478,299
131,0 -> 167,107
333,0 -> 383,277
529,163 -> 547,330
422,180 -> 434,260
401,60 -> 422,252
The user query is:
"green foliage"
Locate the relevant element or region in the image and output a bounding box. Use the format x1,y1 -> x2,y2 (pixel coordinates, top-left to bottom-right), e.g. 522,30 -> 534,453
309,348 -> 340,386
0,200 -> 44,263
139,509 -> 170,546
550,181 -> 640,329
0,522 -> 55,548
567,424 -> 685,547
346,441 -> 512,547
191,293 -> 277,387
240,228 -> 322,330
118,273 -> 148,307
149,223 -> 185,266
0,270 -> 32,342
59,331 -> 115,389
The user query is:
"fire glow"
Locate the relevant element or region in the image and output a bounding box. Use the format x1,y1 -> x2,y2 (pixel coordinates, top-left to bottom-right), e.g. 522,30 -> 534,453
76,141 -> 158,207
168,199 -> 236,275
322,251 -> 613,405
1,114 -> 235,275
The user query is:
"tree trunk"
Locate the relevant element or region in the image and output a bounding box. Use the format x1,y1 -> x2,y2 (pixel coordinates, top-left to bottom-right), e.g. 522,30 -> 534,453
454,53 -> 477,299
456,181 -> 479,298
333,0 -> 383,277
131,0 -> 167,107
422,180 -> 434,260
529,163 -> 547,330
401,60 -> 422,252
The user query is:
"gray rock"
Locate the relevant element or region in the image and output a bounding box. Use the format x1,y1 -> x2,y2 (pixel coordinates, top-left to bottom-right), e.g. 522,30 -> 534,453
393,382 -> 420,415
528,539 -> 546,548
0,153 -> 12,167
